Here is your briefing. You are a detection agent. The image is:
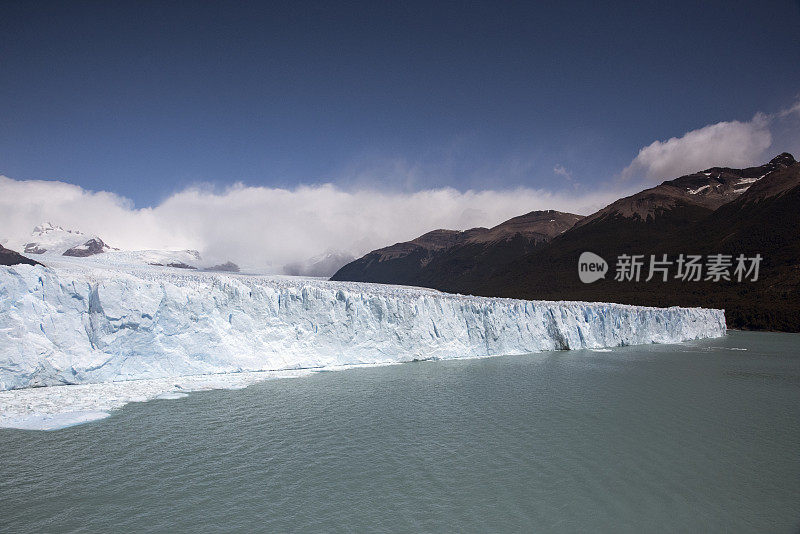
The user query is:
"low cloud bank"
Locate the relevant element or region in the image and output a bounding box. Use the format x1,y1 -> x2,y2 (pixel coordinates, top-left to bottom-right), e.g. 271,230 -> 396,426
0,176 -> 623,273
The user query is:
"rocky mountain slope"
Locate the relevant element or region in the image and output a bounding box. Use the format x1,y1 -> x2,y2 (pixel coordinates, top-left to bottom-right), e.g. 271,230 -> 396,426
0,245 -> 42,266
578,152 -> 794,226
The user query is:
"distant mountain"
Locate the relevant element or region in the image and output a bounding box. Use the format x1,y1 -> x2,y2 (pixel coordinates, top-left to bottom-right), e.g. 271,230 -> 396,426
332,154 -> 800,331
284,251 -> 356,277
63,237 -> 111,257
23,222 -> 112,256
0,245 -> 42,266
207,261 -> 240,272
17,224 -> 230,269
331,210 -> 583,285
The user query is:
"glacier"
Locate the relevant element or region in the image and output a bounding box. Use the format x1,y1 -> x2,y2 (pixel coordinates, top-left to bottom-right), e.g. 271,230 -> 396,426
0,261 -> 726,428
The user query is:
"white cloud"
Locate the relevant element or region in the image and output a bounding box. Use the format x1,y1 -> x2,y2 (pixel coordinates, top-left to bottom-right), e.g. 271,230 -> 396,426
553,164 -> 572,181
622,97 -> 800,184
621,113 -> 773,183
0,176 -> 625,273
778,97 -> 800,118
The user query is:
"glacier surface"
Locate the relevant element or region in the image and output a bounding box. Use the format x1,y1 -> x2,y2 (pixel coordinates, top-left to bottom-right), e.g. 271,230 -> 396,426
0,261 -> 725,428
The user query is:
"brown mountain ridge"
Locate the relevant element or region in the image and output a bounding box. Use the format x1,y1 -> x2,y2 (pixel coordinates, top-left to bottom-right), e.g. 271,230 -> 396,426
332,153 -> 800,331
331,210 -> 583,285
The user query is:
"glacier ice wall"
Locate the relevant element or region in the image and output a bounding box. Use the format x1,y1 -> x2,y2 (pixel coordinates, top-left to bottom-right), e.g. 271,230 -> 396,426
0,264 -> 726,391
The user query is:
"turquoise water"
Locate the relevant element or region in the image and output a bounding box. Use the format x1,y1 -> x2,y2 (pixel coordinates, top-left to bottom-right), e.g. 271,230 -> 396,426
1,331 -> 799,533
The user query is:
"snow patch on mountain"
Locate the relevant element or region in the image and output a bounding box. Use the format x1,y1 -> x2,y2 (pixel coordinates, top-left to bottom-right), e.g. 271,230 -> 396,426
737,176 -> 762,185
686,185 -> 711,195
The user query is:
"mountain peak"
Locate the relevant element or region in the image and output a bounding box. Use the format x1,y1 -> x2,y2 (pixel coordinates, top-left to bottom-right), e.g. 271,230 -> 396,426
62,237 -> 111,257
465,210 -> 584,244
769,152 -> 796,166
24,223 -> 109,256
32,222 -> 84,237
580,153 -> 798,226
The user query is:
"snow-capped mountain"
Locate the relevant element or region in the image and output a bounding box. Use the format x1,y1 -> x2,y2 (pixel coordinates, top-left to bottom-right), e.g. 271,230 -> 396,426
17,223 -> 217,269
23,222 -> 111,256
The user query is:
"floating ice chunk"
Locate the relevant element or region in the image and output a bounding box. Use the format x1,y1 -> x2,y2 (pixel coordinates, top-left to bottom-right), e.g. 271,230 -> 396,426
155,392 -> 189,400
0,410 -> 111,431
0,369 -> 316,430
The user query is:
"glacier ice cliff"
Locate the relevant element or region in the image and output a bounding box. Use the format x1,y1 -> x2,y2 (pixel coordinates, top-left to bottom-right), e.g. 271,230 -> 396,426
0,263 -> 726,391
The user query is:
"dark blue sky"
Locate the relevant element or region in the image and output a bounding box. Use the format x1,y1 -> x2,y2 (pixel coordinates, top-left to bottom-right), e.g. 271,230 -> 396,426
1,0 -> 799,207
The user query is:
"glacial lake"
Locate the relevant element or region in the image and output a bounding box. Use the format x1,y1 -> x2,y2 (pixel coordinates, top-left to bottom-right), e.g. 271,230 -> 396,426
1,330 -> 799,533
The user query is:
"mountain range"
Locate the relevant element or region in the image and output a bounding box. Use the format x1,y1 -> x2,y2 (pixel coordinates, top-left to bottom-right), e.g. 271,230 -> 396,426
332,153 -> 800,331
332,210 -> 584,286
